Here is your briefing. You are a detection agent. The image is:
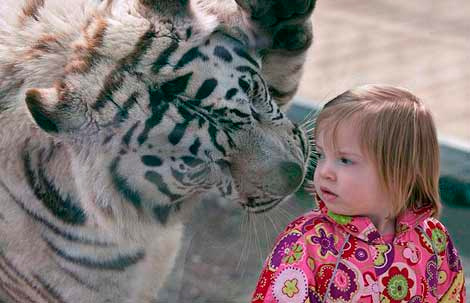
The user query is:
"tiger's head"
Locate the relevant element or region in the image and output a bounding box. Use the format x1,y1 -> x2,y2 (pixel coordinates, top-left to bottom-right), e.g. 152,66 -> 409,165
22,0 -> 313,224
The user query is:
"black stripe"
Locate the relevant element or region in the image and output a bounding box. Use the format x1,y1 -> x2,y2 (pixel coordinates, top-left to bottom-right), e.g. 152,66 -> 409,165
0,180 -> 112,246
137,87 -> 170,145
225,88 -> 238,100
186,26 -> 193,39
161,72 -> 193,100
44,237 -> 145,271
0,252 -> 57,302
152,205 -> 172,225
110,157 -> 142,209
236,65 -> 270,108
174,47 -> 209,70
189,137 -> 201,155
168,121 -> 189,145
229,108 -> 250,118
213,46 -> 233,62
102,134 -> 115,145
152,39 -> 179,74
112,92 -> 140,125
141,155 -> 163,167
180,156 -> 204,167
269,85 -> 297,100
0,281 -> 36,303
122,121 -> 140,147
272,112 -> 284,120
208,124 -> 226,156
195,78 -> 218,100
23,152 -> 87,225
238,77 -> 250,95
251,107 -> 261,122
55,262 -> 98,292
33,274 -> 67,303
144,171 -> 182,201
92,26 -> 156,111
233,47 -> 260,69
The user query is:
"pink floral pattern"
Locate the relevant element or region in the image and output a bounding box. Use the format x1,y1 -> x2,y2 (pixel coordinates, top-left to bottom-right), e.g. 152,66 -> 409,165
252,199 -> 466,302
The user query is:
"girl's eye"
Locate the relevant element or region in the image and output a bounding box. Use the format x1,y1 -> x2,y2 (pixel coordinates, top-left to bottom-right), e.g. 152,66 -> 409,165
339,158 -> 353,165
315,151 -> 324,159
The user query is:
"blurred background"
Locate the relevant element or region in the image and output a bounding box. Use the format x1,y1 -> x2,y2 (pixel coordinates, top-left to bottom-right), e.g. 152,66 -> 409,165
298,0 -> 470,144
160,1 -> 470,302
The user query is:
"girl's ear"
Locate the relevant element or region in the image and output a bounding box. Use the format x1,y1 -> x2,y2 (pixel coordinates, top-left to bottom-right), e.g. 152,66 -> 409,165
25,85 -> 88,134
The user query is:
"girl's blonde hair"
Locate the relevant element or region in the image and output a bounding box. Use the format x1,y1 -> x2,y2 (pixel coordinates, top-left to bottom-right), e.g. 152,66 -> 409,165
315,84 -> 442,218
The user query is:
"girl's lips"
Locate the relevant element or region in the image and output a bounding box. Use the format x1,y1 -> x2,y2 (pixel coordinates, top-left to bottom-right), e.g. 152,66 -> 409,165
320,186 -> 337,202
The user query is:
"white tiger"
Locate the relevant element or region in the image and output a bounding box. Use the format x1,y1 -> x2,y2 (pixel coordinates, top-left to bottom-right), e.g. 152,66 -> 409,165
0,0 -> 315,301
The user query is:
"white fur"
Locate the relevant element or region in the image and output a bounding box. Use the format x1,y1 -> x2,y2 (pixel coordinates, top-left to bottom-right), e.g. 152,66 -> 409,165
0,0 -> 312,301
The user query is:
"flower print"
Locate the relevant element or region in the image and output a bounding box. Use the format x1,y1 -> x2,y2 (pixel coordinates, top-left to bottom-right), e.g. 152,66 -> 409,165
309,228 -> 338,257
419,220 -> 447,255
430,228 -> 446,253
301,217 -> 325,234
438,270 -> 447,285
316,262 -> 362,302
282,279 -> 299,298
285,216 -> 307,231
327,211 -> 352,225
366,230 -> 381,243
354,248 -> 368,262
439,271 -> 465,303
362,272 -> 380,302
307,257 -> 316,272
252,268 -> 275,302
379,294 -> 391,303
373,244 -> 394,275
408,295 -> 423,303
402,242 -> 421,265
418,277 -> 429,301
269,231 -> 302,270
425,255 -> 438,297
381,266 -> 415,302
308,287 -> 323,303
446,237 -> 462,272
328,262 -> 359,301
341,236 -> 358,260
273,267 -> 308,303
282,243 -> 304,265
316,264 -> 334,295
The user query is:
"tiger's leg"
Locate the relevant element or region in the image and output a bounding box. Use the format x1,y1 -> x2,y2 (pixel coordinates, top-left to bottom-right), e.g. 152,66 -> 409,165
235,0 -> 316,107
200,0 -> 316,107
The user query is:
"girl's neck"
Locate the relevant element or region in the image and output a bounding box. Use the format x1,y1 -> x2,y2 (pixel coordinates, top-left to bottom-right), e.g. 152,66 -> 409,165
370,215 -> 396,236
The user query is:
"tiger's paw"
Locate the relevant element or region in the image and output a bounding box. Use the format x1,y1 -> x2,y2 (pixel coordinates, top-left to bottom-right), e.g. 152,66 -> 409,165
235,0 -> 316,51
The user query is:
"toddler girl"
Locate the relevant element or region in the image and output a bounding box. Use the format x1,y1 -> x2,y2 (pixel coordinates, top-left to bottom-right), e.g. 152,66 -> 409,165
252,84 -> 466,302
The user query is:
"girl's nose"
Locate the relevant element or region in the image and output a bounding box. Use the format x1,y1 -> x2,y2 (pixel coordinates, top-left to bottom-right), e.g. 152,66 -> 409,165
317,161 -> 336,181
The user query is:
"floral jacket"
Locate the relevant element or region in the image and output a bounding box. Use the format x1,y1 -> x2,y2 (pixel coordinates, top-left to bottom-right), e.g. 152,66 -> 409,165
252,200 -> 466,303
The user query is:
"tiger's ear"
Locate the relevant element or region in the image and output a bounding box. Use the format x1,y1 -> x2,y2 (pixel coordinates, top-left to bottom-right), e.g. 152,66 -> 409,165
25,86 -> 87,134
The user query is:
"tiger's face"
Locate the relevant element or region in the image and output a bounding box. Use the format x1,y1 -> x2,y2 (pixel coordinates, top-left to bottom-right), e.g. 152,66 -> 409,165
23,4 -> 310,222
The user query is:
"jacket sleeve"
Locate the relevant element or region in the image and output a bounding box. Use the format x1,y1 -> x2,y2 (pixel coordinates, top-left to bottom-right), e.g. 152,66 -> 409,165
251,214 -> 319,303
436,227 -> 466,302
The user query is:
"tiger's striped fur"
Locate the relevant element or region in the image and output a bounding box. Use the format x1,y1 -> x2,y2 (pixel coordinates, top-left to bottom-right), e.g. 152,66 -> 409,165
0,0 -> 315,301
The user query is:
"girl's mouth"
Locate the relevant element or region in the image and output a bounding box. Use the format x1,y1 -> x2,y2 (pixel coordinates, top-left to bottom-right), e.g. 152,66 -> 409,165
320,186 -> 337,202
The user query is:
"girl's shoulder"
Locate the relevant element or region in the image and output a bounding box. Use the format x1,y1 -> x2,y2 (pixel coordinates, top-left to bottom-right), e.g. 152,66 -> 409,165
278,209 -> 335,237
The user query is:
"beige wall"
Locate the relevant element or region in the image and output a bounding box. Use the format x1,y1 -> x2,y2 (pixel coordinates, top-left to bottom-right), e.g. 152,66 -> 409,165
298,0 -> 470,143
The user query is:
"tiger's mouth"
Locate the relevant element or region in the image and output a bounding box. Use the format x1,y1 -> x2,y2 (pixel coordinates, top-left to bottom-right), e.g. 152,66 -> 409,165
241,196 -> 285,213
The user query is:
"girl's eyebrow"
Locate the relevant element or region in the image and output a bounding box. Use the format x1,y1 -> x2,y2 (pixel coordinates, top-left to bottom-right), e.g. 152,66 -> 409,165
337,150 -> 362,158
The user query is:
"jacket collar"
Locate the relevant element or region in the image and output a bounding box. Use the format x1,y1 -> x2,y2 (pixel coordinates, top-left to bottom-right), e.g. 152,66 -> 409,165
315,195 -> 434,244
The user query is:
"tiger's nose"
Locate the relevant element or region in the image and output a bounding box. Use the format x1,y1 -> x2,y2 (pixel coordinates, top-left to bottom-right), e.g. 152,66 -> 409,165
277,161 -> 304,195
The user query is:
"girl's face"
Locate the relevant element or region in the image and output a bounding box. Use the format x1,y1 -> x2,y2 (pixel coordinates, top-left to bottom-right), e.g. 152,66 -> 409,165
313,119 -> 393,227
